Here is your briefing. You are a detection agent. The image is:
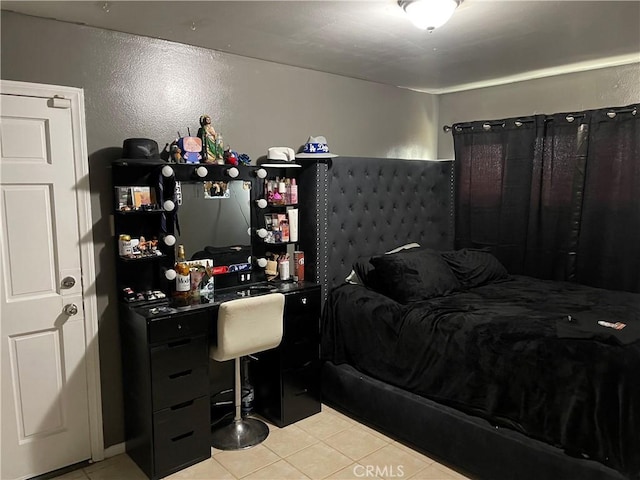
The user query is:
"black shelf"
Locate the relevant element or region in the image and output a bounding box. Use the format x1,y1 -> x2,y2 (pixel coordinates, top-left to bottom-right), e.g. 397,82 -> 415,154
265,203 -> 299,209
115,209 -> 165,215
118,254 -> 167,262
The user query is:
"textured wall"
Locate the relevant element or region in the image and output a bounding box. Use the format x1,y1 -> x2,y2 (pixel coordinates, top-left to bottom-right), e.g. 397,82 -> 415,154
437,63 -> 640,159
1,11 -> 438,448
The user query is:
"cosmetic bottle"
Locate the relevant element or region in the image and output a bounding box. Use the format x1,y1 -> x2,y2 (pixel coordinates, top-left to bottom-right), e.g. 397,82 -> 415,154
278,178 -> 286,205
290,178 -> 298,204
288,208 -> 299,242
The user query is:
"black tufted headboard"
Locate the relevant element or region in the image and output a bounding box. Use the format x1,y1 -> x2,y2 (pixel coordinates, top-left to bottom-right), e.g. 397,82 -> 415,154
316,157 -> 454,300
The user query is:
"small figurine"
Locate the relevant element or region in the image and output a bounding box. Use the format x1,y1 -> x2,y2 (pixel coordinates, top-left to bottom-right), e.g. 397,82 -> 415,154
237,153 -> 251,166
170,142 -> 183,163
223,147 -> 239,166
180,136 -> 202,163
198,114 -> 222,164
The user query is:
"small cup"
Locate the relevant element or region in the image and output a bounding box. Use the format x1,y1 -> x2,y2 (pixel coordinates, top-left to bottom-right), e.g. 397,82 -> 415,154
279,260 -> 290,281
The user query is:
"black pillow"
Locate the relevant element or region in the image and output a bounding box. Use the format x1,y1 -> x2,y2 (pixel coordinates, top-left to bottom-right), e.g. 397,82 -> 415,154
368,249 -> 460,303
353,257 -> 377,286
441,248 -> 508,289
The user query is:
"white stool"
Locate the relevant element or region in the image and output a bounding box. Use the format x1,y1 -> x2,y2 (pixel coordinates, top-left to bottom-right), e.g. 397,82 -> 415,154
210,293 -> 285,450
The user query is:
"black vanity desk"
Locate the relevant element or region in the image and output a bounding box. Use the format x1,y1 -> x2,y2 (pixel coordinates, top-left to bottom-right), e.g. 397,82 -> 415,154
119,281 -> 321,480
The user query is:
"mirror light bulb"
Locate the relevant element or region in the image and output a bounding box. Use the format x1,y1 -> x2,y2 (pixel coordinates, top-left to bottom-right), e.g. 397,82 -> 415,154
256,168 -> 267,179
161,165 -> 174,177
227,167 -> 239,178
165,269 -> 177,280
256,198 -> 268,209
257,258 -> 268,268
257,228 -> 268,239
163,234 -> 176,246
163,200 -> 175,211
196,166 -> 208,178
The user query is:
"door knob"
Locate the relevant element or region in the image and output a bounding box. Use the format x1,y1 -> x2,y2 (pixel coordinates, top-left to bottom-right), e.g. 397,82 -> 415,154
61,276 -> 76,289
64,304 -> 79,316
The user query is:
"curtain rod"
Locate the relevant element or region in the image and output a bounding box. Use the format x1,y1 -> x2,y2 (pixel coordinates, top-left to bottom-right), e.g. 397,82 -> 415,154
443,105 -> 638,133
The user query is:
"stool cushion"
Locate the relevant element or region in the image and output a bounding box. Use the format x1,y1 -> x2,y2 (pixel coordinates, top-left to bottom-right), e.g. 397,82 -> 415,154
210,293 -> 285,362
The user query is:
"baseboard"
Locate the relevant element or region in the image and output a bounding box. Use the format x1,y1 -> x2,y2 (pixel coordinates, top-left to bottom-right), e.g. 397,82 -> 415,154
103,442 -> 126,459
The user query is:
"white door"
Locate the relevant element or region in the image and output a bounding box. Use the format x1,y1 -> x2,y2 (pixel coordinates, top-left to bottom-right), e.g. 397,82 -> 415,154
1,87 -> 100,479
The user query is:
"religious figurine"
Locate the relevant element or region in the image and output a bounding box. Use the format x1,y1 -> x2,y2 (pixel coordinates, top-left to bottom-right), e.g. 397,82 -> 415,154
198,114 -> 222,164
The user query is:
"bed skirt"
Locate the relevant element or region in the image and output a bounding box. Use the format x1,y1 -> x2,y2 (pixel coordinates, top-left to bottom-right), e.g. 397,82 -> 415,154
321,361 -> 628,480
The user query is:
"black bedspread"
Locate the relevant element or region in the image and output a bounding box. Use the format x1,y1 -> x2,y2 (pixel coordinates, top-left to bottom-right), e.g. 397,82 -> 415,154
321,276 -> 640,478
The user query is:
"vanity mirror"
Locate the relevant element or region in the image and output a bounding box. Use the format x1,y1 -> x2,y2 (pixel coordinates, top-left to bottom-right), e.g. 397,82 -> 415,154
177,180 -> 252,266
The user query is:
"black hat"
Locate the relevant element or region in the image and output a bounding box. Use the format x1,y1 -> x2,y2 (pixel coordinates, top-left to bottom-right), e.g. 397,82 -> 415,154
121,138 -> 160,161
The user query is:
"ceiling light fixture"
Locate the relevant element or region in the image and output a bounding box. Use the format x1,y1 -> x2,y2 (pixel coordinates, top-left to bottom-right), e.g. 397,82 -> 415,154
399,0 -> 460,31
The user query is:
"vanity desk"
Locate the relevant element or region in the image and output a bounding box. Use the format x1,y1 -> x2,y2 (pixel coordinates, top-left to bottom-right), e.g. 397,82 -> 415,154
113,156 -> 321,479
119,280 -> 321,480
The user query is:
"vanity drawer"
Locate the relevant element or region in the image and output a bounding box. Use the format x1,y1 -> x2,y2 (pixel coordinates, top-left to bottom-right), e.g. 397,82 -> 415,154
283,292 -> 320,346
153,395 -> 210,476
151,335 -> 209,410
148,312 -> 209,344
282,339 -> 318,369
281,365 -> 321,425
284,288 -> 321,317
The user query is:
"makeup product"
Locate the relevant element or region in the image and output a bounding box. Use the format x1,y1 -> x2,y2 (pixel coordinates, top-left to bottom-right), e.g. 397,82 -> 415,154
598,320 -> 627,330
290,178 -> 298,204
279,259 -> 290,280
288,208 -> 299,242
281,219 -> 290,242
294,251 -> 304,281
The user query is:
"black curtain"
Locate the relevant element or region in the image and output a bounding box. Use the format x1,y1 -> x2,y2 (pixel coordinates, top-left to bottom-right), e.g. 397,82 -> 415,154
576,109 -> 640,292
453,104 -> 640,293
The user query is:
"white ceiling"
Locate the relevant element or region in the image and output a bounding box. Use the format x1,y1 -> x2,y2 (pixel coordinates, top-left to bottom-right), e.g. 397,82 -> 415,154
3,0 -> 640,93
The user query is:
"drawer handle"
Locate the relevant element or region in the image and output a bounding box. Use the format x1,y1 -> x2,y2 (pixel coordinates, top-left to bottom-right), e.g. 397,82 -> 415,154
294,389 -> 309,396
170,400 -> 194,411
171,431 -> 194,442
167,338 -> 191,348
168,369 -> 192,379
301,297 -> 307,305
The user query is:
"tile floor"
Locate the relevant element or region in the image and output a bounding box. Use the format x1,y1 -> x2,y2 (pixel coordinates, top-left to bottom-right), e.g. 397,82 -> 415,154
52,405 -> 471,480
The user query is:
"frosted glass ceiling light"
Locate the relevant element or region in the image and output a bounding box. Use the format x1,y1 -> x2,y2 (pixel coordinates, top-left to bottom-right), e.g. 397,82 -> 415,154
399,0 -> 460,31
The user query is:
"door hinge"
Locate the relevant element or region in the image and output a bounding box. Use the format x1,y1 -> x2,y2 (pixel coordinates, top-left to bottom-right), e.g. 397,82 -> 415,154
48,95 -> 71,109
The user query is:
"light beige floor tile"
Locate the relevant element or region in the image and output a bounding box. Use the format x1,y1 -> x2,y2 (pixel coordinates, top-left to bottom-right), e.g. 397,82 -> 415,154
390,440 -> 437,464
263,424 -> 319,457
164,457 -> 234,479
295,410 -> 331,429
408,464 -> 458,479
51,469 -> 90,480
214,444 -> 280,478
285,442 -> 352,479
324,463 -> 383,480
83,455 -> 135,474
321,406 -> 356,423
296,412 -> 353,440
324,425 -> 389,461
243,459 -> 310,479
354,423 -> 396,442
359,444 -> 430,480
84,457 -> 147,480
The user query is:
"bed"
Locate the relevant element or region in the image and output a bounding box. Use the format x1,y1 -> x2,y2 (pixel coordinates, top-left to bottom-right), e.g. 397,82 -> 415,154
312,157 -> 639,480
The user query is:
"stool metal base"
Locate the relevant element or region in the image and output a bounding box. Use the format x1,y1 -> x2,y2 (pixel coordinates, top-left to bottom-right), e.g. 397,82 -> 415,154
211,417 -> 270,450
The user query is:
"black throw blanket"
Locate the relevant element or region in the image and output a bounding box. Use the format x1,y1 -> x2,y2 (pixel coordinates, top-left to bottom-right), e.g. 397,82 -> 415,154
321,276 -> 640,478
